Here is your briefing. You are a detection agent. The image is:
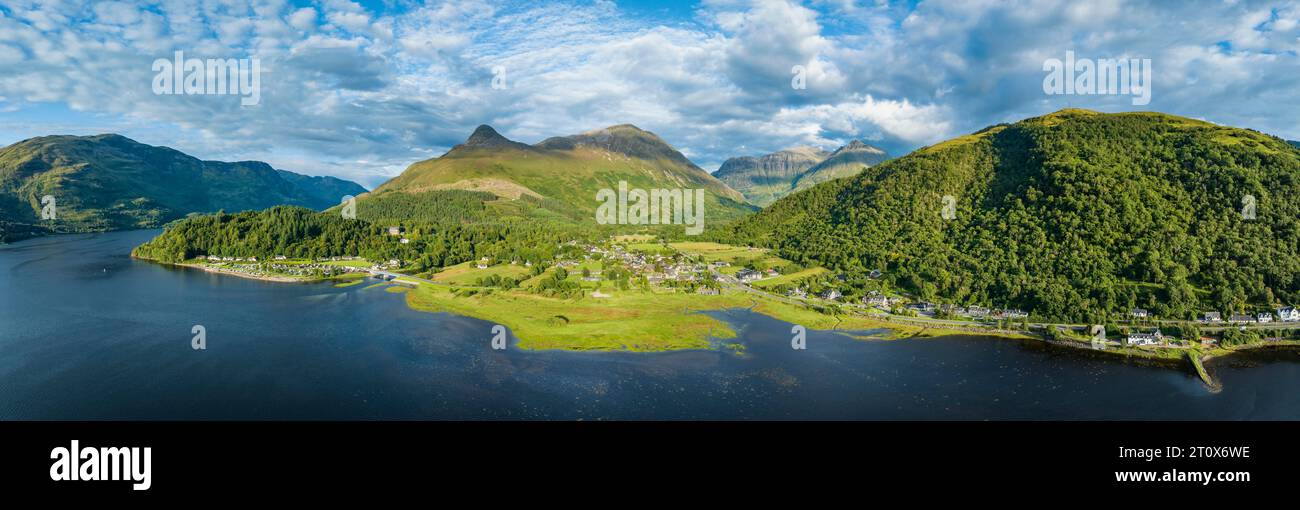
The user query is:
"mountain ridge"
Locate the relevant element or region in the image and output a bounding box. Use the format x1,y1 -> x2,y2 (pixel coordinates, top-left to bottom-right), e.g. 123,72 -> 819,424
0,134 -> 366,242
368,123 -> 752,225
716,141 -> 888,206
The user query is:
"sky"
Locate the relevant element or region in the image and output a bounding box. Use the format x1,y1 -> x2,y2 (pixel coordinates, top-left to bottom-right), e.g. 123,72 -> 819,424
0,0 -> 1298,189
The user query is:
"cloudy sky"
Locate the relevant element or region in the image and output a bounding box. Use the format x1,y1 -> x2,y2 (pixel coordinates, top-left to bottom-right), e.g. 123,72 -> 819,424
0,0 -> 1298,188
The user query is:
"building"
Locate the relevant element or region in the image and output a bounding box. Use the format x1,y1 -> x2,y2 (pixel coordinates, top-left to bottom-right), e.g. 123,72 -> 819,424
697,287 -> 720,296
967,305 -> 990,318
1228,313 -> 1255,324
764,268 -> 779,277
1130,308 -> 1149,319
868,269 -> 882,279
1257,312 -> 1274,323
1202,311 -> 1223,323
476,258 -> 490,269
736,269 -> 762,283
819,289 -> 842,301
1278,307 -> 1300,322
274,255 -> 287,261
865,295 -> 891,307
387,226 -> 403,236
1002,309 -> 1029,319
400,238 -> 410,244
1126,330 -> 1164,346
788,287 -> 807,298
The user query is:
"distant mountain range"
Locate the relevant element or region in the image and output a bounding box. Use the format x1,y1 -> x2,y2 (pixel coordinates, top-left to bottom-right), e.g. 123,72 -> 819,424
732,109 -> 1300,321
1290,140 -> 1299,149
362,124 -> 754,224
0,134 -> 365,242
715,141 -> 889,206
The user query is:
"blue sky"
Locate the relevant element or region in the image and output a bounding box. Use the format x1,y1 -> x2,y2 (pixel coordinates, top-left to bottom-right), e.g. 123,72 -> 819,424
1,0 -> 1298,189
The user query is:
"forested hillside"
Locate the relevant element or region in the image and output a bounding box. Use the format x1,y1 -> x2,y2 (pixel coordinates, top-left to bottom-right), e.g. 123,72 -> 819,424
729,109 -> 1300,322
131,206 -> 588,275
0,134 -> 365,242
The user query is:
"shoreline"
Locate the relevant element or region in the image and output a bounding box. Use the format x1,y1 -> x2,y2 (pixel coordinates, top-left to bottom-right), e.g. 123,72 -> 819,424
132,255 -> 334,284
131,253 -> 1300,383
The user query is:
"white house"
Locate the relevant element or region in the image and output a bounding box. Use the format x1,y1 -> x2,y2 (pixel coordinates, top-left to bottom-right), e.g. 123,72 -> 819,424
1202,311 -> 1223,323
1130,308 -> 1149,319
1127,330 -> 1164,346
1229,313 -> 1255,324
819,289 -> 842,301
1278,307 -> 1300,322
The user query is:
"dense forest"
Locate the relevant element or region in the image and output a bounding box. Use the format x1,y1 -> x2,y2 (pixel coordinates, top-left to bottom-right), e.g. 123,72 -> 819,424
726,109 -> 1300,322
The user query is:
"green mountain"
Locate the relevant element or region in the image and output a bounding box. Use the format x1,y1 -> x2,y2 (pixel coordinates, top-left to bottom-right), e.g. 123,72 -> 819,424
731,109 -> 1300,322
714,147 -> 830,206
274,169 -> 368,208
364,124 -> 753,225
1290,140 -> 1299,149
791,140 -> 890,192
0,134 -> 365,242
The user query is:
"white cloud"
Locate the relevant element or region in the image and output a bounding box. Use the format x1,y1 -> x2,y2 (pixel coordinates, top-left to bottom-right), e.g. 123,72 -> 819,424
0,0 -> 1297,187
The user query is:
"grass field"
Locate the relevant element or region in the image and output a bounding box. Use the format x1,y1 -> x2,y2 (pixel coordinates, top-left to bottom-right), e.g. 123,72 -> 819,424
430,261 -> 532,285
401,282 -> 910,351
669,241 -> 791,269
751,267 -> 830,289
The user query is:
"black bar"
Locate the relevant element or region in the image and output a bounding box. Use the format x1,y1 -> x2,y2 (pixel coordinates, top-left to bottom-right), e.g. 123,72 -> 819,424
1,421 -> 1290,497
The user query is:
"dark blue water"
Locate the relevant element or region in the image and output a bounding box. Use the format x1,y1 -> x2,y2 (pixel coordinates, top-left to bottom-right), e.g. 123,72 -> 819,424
2,230 -> 1300,420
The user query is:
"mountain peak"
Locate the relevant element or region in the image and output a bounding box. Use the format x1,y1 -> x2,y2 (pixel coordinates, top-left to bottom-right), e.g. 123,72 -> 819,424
446,124 -> 535,155
837,140 -> 886,154
464,125 -> 510,146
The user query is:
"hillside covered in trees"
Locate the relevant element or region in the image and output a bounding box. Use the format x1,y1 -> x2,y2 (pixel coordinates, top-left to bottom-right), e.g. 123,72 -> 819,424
131,205 -> 589,275
0,134 -> 365,242
727,109 -> 1300,322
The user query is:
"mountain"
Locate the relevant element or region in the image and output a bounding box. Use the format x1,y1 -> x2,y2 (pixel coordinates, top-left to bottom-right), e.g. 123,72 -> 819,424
714,147 -> 830,206
0,134 -> 365,242
1290,140 -> 1299,149
714,141 -> 889,207
790,140 -> 890,192
732,109 -> 1300,322
365,124 -> 753,224
274,170 -> 368,208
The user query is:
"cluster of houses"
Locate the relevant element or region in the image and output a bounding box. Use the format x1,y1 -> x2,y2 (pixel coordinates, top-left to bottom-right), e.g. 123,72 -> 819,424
736,267 -> 780,283
1192,308 -> 1300,324
1131,307 -> 1300,324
